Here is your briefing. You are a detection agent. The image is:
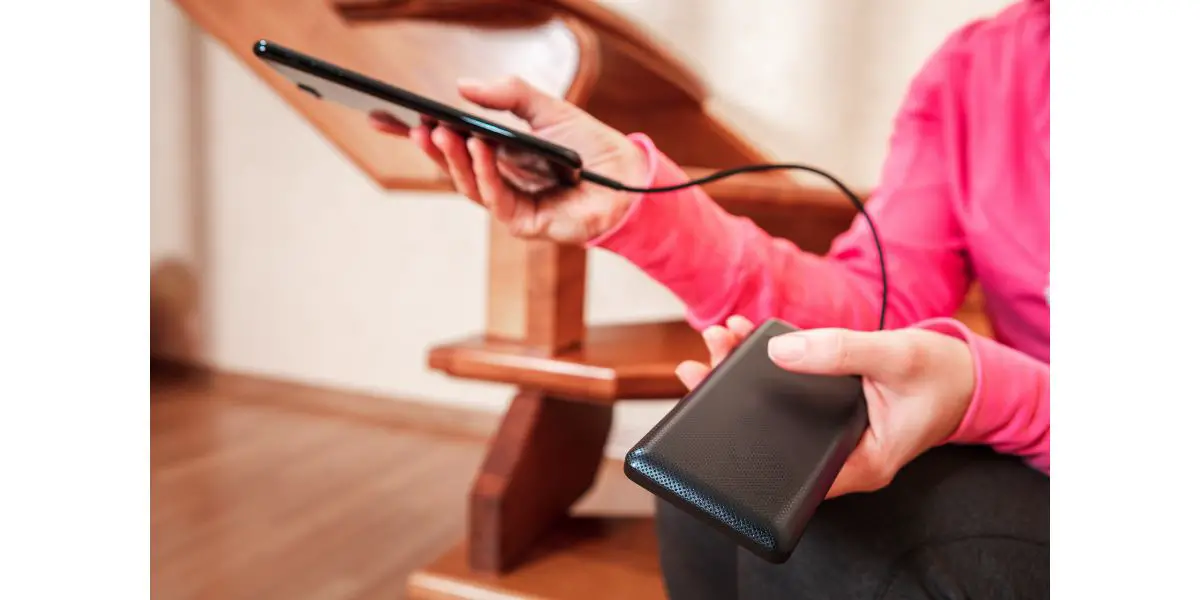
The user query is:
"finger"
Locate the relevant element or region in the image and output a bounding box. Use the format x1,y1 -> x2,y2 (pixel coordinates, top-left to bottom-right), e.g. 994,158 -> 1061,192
410,125 -> 448,172
675,360 -> 711,392
468,137 -> 519,219
458,76 -> 566,129
825,447 -> 870,499
826,440 -> 891,499
432,126 -> 480,201
701,326 -> 738,367
369,111 -> 410,136
726,315 -> 756,340
766,328 -> 918,381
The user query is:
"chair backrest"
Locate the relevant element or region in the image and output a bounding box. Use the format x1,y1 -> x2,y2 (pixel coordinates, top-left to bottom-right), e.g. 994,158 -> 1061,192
173,0 -> 585,186
172,0 -> 809,180
344,0 -> 790,169
171,0 -> 992,338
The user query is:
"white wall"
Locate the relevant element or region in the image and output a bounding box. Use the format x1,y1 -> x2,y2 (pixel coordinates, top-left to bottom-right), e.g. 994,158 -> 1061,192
150,0 -> 1012,455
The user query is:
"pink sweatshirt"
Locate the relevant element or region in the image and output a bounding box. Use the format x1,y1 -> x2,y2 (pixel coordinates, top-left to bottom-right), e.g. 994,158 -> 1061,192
589,1 -> 1050,473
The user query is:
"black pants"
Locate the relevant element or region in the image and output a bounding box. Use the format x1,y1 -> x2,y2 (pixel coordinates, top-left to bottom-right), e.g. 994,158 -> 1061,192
655,446 -> 1049,600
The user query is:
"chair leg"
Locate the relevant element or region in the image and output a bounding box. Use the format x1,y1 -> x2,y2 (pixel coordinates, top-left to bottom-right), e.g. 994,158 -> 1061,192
468,389 -> 613,573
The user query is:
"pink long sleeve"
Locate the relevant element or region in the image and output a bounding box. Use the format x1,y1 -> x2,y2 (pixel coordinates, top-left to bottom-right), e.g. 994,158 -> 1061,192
588,2 -> 1050,470
916,318 -> 1050,473
588,22 -> 979,332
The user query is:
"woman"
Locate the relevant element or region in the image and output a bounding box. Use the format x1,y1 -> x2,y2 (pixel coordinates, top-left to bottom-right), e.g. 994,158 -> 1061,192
376,1 -> 1049,597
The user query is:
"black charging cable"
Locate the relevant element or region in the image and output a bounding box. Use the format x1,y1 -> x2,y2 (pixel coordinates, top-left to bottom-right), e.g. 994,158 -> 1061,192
581,165 -> 888,331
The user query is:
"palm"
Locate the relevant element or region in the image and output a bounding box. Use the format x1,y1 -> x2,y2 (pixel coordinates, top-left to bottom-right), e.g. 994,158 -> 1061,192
500,110 -> 644,242
372,77 -> 645,244
831,382 -> 896,497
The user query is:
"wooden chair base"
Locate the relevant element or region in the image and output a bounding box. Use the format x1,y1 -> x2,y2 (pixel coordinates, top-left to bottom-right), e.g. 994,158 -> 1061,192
428,321 -> 706,402
407,518 -> 664,600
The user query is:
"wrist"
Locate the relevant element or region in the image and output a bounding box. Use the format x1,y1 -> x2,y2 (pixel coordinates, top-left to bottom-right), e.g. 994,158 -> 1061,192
592,192 -> 636,239
911,317 -> 1051,473
908,319 -> 981,444
585,133 -> 658,245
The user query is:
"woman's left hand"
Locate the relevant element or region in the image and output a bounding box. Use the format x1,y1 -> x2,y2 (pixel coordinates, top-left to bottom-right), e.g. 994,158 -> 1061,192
676,316 -> 976,499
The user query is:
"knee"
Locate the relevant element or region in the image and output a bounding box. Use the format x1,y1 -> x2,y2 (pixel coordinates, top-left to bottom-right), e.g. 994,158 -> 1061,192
654,498 -> 712,551
737,501 -> 921,598
741,448 -> 1049,598
654,499 -> 739,599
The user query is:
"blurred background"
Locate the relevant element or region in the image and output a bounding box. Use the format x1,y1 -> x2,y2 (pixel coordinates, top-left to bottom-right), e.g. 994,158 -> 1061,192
150,0 -> 1010,598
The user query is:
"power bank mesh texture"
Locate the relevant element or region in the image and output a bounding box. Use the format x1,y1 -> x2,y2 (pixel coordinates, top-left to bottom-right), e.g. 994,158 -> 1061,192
624,319 -> 868,563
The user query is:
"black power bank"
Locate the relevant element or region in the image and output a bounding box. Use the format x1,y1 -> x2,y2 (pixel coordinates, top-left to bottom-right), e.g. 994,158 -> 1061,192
624,318 -> 868,563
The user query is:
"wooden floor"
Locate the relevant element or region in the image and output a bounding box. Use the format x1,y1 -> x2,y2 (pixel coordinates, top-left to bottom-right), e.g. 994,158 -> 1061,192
152,368 -> 661,600
151,371 -> 489,600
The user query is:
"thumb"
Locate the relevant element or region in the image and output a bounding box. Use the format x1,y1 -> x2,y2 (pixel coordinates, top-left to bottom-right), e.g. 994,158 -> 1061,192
766,328 -> 918,382
457,76 -> 568,129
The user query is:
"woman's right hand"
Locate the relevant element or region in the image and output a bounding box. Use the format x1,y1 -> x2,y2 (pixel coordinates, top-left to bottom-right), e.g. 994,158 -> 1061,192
678,316 -> 977,500
371,76 -> 648,245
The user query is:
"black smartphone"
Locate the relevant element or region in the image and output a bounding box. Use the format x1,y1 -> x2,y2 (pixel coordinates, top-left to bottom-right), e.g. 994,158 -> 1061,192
624,318 -> 868,563
252,39 -> 583,194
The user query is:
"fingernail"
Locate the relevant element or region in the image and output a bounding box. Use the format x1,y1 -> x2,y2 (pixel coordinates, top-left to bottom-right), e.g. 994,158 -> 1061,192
701,327 -> 724,344
768,335 -> 807,362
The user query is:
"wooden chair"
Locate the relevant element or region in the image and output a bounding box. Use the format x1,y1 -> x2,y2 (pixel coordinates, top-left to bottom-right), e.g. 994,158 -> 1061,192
170,1 -> 992,597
